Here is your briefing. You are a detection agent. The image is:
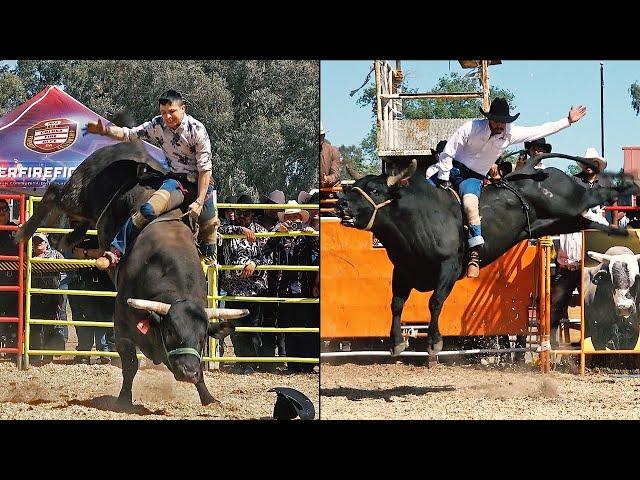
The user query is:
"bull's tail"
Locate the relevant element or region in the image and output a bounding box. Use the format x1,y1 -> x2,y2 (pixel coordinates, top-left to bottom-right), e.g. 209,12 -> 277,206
14,183 -> 63,244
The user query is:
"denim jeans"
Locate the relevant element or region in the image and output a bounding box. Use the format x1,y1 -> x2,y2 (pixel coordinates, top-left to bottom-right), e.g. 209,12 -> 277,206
111,179 -> 216,254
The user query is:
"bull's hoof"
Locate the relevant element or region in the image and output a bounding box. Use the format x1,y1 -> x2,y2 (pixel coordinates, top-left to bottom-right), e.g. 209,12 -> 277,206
201,397 -> 221,407
115,396 -> 133,411
426,339 -> 444,356
390,342 -> 407,357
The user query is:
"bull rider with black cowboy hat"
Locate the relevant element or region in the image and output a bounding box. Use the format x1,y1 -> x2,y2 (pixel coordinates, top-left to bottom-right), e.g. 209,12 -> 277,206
426,97 -> 587,278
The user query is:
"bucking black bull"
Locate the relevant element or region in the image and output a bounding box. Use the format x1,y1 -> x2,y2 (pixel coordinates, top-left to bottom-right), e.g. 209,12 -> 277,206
16,141 -> 246,407
336,153 -> 639,356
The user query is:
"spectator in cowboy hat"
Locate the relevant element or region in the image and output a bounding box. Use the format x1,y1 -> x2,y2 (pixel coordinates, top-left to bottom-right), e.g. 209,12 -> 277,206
431,140 -> 448,158
276,201 -> 312,232
297,189 -> 319,205
257,189 -> 288,369
320,122 -> 341,188
273,201 -> 318,373
320,122 -> 342,217
219,193 -> 275,374
425,140 -> 448,184
550,146 -> 613,349
298,189 -> 320,232
220,194 -> 239,227
516,137 -> 552,171
30,232 -> 66,365
258,190 -> 286,231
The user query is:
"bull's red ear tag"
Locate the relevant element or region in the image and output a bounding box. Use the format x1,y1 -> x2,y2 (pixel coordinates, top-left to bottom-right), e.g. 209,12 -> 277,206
137,318 -> 150,335
400,178 -> 409,187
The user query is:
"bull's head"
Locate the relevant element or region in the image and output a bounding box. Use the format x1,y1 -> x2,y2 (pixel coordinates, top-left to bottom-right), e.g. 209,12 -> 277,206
588,251 -> 640,319
336,159 -> 416,231
127,298 -> 248,383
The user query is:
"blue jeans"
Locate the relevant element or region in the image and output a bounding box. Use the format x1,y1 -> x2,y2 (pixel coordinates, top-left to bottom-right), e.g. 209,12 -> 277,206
111,179 -> 216,254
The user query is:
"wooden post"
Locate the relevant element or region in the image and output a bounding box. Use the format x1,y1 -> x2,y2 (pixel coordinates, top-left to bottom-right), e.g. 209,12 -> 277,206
580,231 -> 586,374
544,236 -> 552,373
538,236 -> 552,373
481,60 -> 490,111
388,64 -> 394,150
375,60 -> 382,155
394,60 -> 403,122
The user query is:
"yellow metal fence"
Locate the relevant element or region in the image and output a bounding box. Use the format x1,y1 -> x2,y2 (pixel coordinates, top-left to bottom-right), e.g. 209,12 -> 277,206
23,197 -> 319,369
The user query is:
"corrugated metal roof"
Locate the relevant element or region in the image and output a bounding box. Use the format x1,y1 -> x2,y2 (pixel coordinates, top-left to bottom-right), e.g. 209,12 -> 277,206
379,117 -> 476,155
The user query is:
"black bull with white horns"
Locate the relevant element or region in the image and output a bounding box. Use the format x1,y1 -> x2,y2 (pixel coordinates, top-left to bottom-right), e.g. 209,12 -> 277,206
15,141 -> 248,407
336,152 -> 640,356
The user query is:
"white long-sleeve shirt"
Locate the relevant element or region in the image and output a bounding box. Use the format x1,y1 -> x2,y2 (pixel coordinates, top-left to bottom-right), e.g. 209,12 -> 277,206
557,208 -> 609,268
426,117 -> 571,181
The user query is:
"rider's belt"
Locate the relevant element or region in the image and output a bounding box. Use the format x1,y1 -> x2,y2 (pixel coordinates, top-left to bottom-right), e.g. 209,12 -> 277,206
452,160 -> 486,181
558,263 -> 581,271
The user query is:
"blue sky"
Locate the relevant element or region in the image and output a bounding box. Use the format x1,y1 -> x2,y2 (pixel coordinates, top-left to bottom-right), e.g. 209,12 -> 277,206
321,60 -> 640,172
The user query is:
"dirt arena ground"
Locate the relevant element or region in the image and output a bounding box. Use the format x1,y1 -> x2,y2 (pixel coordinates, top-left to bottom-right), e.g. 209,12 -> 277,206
0,361 -> 318,420
321,361 -> 640,420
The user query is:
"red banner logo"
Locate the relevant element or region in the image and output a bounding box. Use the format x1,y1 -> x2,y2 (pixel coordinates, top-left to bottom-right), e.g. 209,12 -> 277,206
25,118 -> 77,154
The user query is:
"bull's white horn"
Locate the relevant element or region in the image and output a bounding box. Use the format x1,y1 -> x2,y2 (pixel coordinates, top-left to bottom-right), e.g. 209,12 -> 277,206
127,298 -> 171,315
205,308 -> 250,320
386,159 -> 417,187
587,251 -> 611,264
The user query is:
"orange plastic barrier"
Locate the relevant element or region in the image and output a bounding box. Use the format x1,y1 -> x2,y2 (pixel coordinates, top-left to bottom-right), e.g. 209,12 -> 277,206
321,218 -> 537,338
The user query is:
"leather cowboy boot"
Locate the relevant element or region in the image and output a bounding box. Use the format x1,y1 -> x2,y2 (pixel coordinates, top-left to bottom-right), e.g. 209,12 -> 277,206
467,248 -> 480,278
96,187 -> 183,270
198,215 -> 219,264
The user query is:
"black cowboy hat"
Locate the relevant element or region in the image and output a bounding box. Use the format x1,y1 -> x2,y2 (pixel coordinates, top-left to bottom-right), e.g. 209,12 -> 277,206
269,387 -> 315,420
524,137 -> 552,154
236,193 -> 255,205
219,194 -> 238,214
479,97 -> 520,123
430,140 -> 448,156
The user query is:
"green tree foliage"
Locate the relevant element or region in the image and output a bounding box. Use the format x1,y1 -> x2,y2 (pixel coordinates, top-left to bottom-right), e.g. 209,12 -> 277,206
630,81 -> 640,116
339,143 -> 379,179
403,72 -> 515,119
0,65 -> 27,115
8,60 -> 318,201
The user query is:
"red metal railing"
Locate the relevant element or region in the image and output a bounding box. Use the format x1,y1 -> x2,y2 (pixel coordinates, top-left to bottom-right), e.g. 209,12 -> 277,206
0,194 -> 25,364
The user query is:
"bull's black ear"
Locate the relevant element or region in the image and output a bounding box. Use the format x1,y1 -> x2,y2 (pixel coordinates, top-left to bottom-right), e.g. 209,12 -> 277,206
592,269 -> 610,285
148,311 -> 162,327
208,321 -> 235,339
